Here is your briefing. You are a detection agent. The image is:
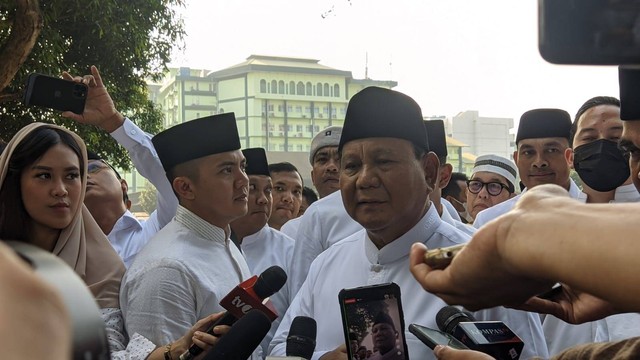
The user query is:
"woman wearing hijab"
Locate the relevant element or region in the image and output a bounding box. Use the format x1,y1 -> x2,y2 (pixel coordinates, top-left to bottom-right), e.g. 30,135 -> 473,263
0,123 -> 225,359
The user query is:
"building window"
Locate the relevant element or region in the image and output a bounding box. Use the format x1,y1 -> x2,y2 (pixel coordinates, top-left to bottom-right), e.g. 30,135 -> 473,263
271,80 -> 277,93
278,105 -> 283,112
279,80 -> 285,94
305,107 -> 311,113
297,82 -> 305,95
296,106 -> 302,113
306,82 -> 313,95
316,83 -> 323,96
209,83 -> 213,92
287,105 -> 293,112
297,144 -> 304,151
323,106 -> 328,113
289,81 -> 295,94
296,125 -> 303,132
260,79 -> 266,93
334,84 -> 340,97
324,83 -> 330,97
268,104 -> 274,111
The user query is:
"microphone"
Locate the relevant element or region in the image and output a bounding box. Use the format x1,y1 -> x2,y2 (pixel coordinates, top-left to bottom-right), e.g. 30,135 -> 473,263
436,306 -> 524,360
266,316 -> 317,360
180,266 -> 287,360
203,309 -> 272,360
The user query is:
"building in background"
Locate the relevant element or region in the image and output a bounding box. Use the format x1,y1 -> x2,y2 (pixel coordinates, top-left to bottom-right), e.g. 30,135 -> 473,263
450,110 -> 515,160
130,55 -> 395,206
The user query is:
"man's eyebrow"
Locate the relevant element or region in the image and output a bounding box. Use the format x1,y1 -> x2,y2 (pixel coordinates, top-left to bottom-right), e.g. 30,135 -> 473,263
619,139 -> 639,150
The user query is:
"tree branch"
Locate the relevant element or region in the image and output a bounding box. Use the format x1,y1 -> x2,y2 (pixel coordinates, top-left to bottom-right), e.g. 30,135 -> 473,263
0,0 -> 43,93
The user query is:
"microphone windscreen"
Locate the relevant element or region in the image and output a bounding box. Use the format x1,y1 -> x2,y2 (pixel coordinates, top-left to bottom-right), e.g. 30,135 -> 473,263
254,265 -> 288,298
203,309 -> 271,360
436,306 -> 474,334
286,316 -> 317,359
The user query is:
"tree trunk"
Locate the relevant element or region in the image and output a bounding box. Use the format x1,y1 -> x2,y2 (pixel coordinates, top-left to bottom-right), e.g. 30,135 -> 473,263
0,0 -> 42,97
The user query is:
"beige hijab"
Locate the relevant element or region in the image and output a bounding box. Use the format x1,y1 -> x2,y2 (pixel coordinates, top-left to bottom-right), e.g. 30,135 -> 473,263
0,122 -> 125,309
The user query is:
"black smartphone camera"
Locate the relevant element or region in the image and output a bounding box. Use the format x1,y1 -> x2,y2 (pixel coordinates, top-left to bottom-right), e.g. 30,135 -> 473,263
23,73 -> 88,114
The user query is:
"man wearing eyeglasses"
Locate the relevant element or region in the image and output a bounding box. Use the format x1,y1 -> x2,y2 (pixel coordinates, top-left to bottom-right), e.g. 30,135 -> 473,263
63,66 -> 178,267
465,154 -> 518,223
473,109 -> 581,229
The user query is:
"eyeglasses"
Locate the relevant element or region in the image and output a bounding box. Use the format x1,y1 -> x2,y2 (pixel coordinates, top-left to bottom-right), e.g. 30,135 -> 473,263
466,180 -> 509,196
87,160 -> 121,179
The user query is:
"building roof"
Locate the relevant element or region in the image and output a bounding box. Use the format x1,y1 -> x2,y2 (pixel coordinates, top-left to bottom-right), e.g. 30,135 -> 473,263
462,152 -> 477,162
209,54 -> 353,79
446,136 -> 469,147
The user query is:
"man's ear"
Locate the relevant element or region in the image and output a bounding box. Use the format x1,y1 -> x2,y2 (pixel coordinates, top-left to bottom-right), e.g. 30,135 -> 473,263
565,147 -> 574,168
421,152 -> 440,193
120,179 -> 128,194
172,176 -> 195,200
438,163 -> 453,189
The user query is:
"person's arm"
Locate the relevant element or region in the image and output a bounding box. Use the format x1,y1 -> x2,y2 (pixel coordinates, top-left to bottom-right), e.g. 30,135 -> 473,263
110,118 -> 178,229
122,261 -> 200,345
410,184 -> 640,316
107,311 -> 229,360
62,66 -> 178,231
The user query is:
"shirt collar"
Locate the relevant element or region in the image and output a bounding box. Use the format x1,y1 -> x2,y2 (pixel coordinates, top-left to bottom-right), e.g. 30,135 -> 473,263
363,204 -> 441,265
175,205 -> 227,244
241,225 -> 269,247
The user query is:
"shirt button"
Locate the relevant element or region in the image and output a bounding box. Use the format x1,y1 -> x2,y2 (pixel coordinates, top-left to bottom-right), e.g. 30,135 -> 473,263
372,265 -> 383,272
130,130 -> 137,135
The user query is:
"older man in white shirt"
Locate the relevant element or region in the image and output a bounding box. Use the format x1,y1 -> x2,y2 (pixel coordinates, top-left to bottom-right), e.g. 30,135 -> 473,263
269,87 -> 548,360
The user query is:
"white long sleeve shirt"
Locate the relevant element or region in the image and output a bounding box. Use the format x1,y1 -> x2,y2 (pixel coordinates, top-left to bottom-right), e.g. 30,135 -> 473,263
287,190 -> 362,302
241,225 -> 295,357
269,205 -> 549,360
120,206 -> 255,355
108,118 -> 178,267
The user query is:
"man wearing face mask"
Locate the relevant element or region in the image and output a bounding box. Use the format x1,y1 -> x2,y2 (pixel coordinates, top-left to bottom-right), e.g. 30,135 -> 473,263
540,96 -> 640,357
572,96 -> 640,203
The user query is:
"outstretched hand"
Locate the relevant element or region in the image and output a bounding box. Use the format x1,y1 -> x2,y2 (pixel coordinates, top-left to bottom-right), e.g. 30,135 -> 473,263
62,65 -> 124,132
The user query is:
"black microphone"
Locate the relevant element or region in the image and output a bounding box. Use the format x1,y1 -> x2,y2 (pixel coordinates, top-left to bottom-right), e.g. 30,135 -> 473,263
203,309 -> 272,360
286,316 -> 317,359
436,306 -> 524,360
180,266 -> 287,360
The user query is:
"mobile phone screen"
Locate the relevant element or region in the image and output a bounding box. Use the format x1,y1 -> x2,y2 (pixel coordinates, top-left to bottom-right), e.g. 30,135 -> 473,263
339,283 -> 409,360
408,323 -> 468,350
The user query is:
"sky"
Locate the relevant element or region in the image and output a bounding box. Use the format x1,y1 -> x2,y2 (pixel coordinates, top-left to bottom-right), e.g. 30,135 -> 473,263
170,0 -> 620,125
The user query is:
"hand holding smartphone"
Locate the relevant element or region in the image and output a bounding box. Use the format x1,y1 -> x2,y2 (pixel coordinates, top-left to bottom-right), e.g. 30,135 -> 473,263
338,283 -> 410,360
408,323 -> 468,350
23,73 -> 88,114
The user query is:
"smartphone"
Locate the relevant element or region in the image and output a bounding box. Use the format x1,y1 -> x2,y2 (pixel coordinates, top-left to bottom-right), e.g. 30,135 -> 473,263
408,323 -> 469,350
23,73 -> 88,114
537,283 -> 563,300
338,283 -> 410,360
539,0 -> 640,65
423,244 -> 465,269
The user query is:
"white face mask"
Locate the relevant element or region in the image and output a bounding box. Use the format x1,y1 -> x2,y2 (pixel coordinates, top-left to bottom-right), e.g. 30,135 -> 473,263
451,198 -> 474,223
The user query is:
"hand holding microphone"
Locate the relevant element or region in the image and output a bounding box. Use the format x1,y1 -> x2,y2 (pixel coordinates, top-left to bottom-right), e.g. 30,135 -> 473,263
436,306 -> 523,360
180,266 -> 287,360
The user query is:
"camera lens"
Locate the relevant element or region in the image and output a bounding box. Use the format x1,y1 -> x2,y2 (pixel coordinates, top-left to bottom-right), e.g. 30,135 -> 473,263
73,85 -> 87,98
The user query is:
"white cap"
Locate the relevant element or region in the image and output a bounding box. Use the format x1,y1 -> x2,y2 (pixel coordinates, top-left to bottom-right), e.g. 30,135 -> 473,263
471,154 -> 518,190
309,126 -> 342,164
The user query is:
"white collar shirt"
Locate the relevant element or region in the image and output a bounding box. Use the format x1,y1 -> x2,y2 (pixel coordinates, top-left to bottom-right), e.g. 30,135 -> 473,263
269,205 -> 548,360
241,225 -> 295,356
120,206 -> 255,355
288,190 -> 362,303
